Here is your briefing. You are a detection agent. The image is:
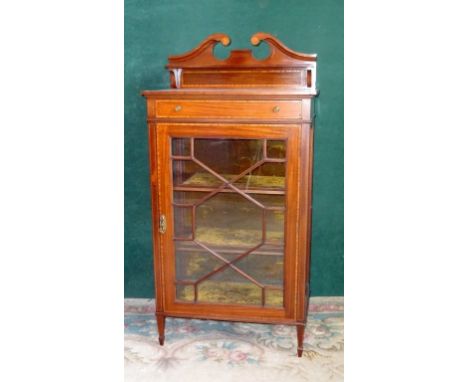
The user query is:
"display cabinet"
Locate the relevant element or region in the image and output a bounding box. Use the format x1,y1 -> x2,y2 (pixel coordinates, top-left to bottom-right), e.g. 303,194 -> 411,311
142,33 -> 317,357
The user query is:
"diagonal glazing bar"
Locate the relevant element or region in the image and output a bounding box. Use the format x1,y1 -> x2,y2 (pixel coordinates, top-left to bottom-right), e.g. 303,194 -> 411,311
193,159 -> 266,207
171,159 -> 270,208
225,182 -> 265,209
193,240 -> 231,265
193,242 -> 264,286
194,240 -> 264,288
174,242 -> 283,256
192,156 -> 266,209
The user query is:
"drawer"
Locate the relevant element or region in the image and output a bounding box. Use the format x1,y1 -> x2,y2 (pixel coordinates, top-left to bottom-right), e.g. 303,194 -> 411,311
155,100 -> 302,119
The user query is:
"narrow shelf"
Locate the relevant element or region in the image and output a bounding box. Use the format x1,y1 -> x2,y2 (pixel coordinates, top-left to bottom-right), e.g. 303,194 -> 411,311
173,172 -> 285,195
173,186 -> 285,195
182,172 -> 285,189
176,241 -> 284,256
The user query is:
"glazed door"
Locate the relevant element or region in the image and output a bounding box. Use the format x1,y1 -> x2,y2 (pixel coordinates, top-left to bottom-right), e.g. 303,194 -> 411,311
156,123 -> 300,320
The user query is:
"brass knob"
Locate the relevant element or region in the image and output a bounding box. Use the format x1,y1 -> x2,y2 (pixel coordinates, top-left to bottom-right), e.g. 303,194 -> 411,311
273,106 -> 280,113
174,105 -> 182,112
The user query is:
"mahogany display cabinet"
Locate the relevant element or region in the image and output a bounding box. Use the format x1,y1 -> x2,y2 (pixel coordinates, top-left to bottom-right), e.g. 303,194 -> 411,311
142,33 -> 317,357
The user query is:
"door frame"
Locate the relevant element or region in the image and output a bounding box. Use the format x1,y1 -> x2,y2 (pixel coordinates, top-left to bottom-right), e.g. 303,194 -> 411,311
154,122 -> 302,321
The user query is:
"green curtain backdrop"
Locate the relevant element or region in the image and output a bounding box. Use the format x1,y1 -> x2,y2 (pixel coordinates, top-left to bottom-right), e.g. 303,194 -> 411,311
125,0 -> 343,297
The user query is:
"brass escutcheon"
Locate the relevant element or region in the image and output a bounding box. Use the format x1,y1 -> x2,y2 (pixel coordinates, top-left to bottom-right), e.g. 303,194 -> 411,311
159,214 -> 167,234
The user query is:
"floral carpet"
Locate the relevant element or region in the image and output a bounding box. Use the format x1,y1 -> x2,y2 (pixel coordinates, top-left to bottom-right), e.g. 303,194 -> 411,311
124,297 -> 343,382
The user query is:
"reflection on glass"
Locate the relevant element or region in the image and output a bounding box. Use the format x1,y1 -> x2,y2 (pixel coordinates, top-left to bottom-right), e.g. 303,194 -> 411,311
176,284 -> 194,302
174,241 -> 224,281
265,288 -> 283,307
194,138 -> 263,176
198,267 -> 262,305
265,209 -> 284,245
267,140 -> 286,158
172,160 -> 222,188
172,138 -> 191,157
173,206 -> 192,239
233,161 -> 286,190
236,245 -> 284,285
196,193 -> 263,248
256,194 -> 285,208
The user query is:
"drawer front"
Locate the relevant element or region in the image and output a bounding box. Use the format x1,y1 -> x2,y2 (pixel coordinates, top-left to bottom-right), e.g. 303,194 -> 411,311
155,100 -> 302,119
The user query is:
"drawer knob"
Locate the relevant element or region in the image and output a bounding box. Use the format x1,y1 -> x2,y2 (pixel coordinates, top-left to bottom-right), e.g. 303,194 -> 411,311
174,105 -> 182,112
273,106 -> 280,113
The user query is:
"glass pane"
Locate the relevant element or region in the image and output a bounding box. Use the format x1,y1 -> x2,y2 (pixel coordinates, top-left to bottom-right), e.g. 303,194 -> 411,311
236,245 -> 284,285
172,160 -> 222,188
176,284 -> 194,302
256,194 -> 285,208
196,193 -> 263,248
265,288 -> 283,307
265,209 -> 284,245
194,138 -> 263,176
198,267 -> 262,305
173,206 -> 193,239
174,241 -> 224,281
233,162 -> 285,190
267,140 -> 286,159
171,138 -> 191,157
173,191 -> 203,205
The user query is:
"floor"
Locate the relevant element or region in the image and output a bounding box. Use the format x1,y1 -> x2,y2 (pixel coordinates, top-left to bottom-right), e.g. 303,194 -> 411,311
124,297 -> 344,382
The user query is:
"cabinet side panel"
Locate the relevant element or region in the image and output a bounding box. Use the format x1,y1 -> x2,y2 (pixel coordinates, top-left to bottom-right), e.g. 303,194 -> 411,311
303,99 -> 314,314
294,119 -> 312,323
283,124 -> 301,319
305,123 -> 314,311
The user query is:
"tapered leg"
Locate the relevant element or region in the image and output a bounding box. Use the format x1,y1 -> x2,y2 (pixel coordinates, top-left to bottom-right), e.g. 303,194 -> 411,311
296,324 -> 305,357
156,314 -> 166,346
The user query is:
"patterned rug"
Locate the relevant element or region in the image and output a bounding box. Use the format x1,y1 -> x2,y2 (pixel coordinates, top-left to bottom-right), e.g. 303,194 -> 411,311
125,297 -> 343,382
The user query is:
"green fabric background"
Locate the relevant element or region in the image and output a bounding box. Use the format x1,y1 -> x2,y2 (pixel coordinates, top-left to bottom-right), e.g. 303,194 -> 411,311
125,0 -> 343,297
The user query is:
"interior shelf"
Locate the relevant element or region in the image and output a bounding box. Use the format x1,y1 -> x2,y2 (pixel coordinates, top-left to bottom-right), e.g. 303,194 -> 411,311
174,172 -> 285,194
176,240 -> 284,256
